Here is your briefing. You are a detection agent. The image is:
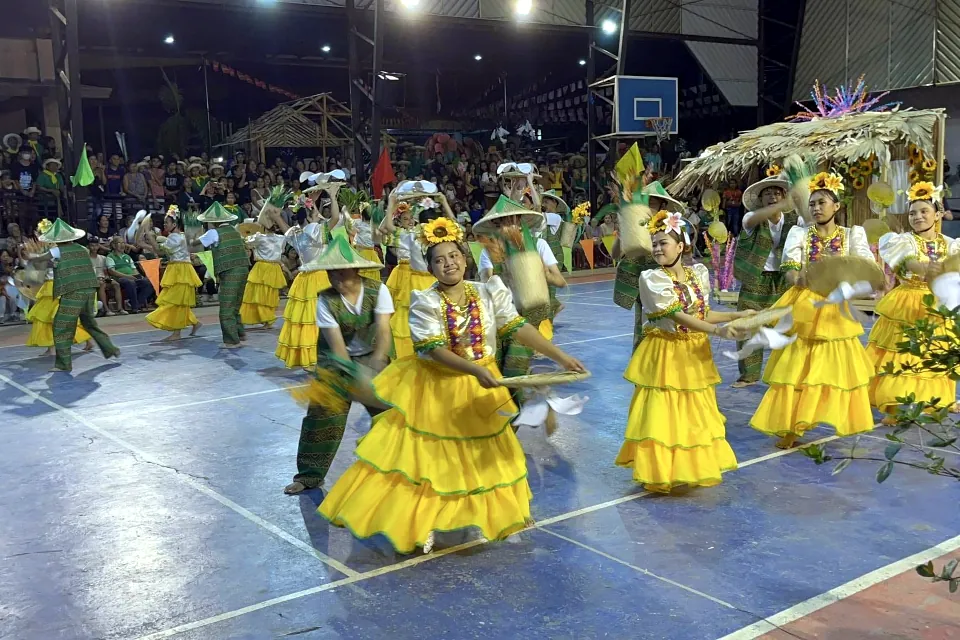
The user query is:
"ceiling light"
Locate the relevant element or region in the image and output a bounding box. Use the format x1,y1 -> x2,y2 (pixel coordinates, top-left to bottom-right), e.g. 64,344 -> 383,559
401,0 -> 420,8
164,35 -> 175,44
515,0 -> 532,15
601,19 -> 617,34
474,54 -> 482,61
321,45 -> 331,53
579,59 -> 586,66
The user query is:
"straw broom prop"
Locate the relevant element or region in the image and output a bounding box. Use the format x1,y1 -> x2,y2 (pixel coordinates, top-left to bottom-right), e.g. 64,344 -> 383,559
256,186 -> 294,229
500,225 -> 550,310
783,154 -> 819,218
288,356 -> 387,415
617,173 -> 654,259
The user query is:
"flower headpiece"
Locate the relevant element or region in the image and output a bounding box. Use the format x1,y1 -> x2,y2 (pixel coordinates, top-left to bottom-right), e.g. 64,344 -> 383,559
766,164 -> 782,178
37,219 -> 53,235
414,197 -> 439,211
418,217 -> 464,247
808,171 -> 845,197
907,181 -> 943,203
165,203 -> 180,221
393,202 -> 411,219
647,210 -> 691,244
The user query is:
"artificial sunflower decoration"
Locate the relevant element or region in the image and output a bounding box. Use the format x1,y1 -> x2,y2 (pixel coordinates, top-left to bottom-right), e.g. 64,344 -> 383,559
848,165 -> 861,179
808,171 -> 845,196
37,219 -> 53,235
909,144 -> 923,164
571,201 -> 590,224
419,217 -> 464,246
909,169 -> 920,183
907,181 -> 938,202
852,175 -> 867,190
859,158 -> 874,173
766,164 -> 782,178
647,210 -> 669,235
922,158 -> 938,172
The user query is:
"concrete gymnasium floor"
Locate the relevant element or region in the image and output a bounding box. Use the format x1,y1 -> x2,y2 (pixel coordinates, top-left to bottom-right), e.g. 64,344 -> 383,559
0,275 -> 958,640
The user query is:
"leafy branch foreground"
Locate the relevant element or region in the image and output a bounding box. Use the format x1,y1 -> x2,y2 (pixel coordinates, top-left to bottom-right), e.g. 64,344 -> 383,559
801,295 -> 960,592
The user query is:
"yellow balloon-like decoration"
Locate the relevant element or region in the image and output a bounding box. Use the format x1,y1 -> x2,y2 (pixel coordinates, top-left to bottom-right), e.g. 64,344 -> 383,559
866,181 -> 896,208
707,219 -> 729,243
701,188 -> 721,212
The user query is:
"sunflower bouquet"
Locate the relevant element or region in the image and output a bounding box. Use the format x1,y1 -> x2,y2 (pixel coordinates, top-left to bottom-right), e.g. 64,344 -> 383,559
498,224 -> 550,311
560,201 -> 590,248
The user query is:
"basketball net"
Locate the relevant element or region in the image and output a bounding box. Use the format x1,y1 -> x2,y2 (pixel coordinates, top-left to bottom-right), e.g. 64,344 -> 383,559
647,117 -> 673,144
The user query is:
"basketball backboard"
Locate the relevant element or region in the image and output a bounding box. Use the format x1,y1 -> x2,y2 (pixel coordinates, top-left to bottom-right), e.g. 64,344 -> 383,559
613,76 -> 679,137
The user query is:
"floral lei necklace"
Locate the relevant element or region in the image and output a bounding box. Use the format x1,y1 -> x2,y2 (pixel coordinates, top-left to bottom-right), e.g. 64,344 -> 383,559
439,283 -> 486,360
666,266 -> 706,332
911,232 -> 946,262
807,225 -> 845,263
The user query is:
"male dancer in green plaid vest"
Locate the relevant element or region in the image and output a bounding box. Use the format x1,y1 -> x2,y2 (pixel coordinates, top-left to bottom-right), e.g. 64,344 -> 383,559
612,181 -> 686,350
193,202 -> 249,348
30,219 -> 120,372
285,236 -> 394,494
541,190 -> 569,320
732,175 -> 800,387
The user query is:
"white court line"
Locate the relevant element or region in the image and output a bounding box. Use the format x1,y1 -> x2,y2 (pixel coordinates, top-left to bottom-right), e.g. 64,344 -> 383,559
137,434 -> 841,639
134,384 -> 308,415
716,533 -> 960,640
561,301 -> 622,307
0,336 -> 217,365
861,432 -> 960,458
540,529 -> 741,609
0,373 -> 359,580
553,332 -> 633,346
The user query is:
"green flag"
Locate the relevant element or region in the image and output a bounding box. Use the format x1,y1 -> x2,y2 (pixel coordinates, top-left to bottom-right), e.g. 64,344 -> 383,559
71,145 -> 94,187
562,246 -> 573,273
468,241 -> 484,268
197,251 -> 217,284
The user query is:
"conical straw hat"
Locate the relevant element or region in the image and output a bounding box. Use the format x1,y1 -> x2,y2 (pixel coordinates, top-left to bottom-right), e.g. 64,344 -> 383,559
742,175 -> 790,212
640,181 -> 685,213
37,218 -> 85,243
473,195 -> 545,235
300,235 -> 383,272
197,201 -> 239,223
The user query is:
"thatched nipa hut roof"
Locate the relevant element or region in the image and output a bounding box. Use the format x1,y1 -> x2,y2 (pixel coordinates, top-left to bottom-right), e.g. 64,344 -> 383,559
669,108 -> 945,197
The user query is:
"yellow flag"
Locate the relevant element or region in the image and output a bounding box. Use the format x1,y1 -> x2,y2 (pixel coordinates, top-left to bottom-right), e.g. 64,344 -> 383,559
615,143 -> 644,187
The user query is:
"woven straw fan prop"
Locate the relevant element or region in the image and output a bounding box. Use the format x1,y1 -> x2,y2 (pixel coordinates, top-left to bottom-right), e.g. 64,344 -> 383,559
615,170 -> 654,260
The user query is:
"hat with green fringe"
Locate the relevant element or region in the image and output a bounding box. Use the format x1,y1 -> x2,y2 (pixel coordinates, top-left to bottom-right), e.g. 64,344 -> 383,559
473,194 -> 545,235
37,218 -> 85,243
197,201 -> 239,223
637,181 -> 685,213
300,235 -> 382,272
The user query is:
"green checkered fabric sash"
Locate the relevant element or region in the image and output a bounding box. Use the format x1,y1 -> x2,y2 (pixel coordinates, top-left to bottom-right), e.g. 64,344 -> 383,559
544,227 -> 564,272
53,243 -> 98,298
316,277 -> 381,357
734,211 -> 797,287
212,225 -> 249,275
614,256 -> 657,310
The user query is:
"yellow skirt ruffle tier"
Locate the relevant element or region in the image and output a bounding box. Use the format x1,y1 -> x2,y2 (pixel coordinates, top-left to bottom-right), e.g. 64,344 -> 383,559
385,261 -> 437,359
145,262 -> 201,332
240,261 -> 285,326
275,269 -> 330,368
865,283 -> 956,414
357,247 -> 383,281
26,281 -> 91,347
615,329 -> 737,492
750,286 -> 875,438
318,356 -> 531,554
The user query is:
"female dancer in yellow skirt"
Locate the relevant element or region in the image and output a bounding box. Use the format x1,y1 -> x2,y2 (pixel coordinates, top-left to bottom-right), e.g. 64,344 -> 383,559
750,172 -> 877,448
241,225 -> 288,328
319,219 -> 585,554
146,208 -> 203,340
616,211 -> 752,492
379,184 -> 458,358
26,267 -> 93,354
866,181 -> 960,421
275,191 -> 339,368
351,204 -> 383,281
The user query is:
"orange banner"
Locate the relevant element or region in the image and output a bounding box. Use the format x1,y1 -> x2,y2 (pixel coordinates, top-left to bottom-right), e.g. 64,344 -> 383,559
579,238 -> 595,269
140,258 -> 161,294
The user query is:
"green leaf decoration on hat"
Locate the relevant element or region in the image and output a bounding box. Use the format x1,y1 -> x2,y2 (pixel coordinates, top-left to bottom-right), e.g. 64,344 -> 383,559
490,194 -> 531,215
327,234 -> 359,262
71,145 -> 94,187
266,186 -> 293,209
370,203 -> 385,225
200,200 -> 237,222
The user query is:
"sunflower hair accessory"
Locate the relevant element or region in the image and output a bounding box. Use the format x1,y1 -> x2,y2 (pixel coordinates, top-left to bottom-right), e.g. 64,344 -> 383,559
647,210 -> 669,235
766,164 -> 782,178
36,219 -> 53,235
418,217 -> 464,247
808,171 -> 845,196
393,202 -> 411,219
907,181 -> 943,203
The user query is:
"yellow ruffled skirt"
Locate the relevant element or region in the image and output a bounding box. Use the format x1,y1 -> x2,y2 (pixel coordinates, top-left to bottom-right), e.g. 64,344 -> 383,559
385,261 -> 437,359
275,269 -> 331,368
145,262 -> 201,332
319,356 -> 531,553
865,283 -> 955,414
240,261 -> 285,326
26,281 -> 91,347
750,286 -> 875,438
615,329 -> 737,492
357,247 -> 383,281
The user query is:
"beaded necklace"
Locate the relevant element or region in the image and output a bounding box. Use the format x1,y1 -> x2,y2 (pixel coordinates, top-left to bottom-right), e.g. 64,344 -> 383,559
667,266 -> 706,333
439,283 -> 486,360
807,225 -> 845,263
911,232 -> 946,262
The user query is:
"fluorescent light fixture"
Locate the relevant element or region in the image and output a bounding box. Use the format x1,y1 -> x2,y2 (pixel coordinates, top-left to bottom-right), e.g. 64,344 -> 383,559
401,0 -> 420,8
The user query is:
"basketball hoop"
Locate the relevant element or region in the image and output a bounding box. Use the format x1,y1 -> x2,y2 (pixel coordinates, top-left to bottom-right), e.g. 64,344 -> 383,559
647,117 -> 673,144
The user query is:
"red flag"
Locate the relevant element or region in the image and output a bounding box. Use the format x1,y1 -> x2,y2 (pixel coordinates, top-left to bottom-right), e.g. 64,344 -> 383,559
371,148 -> 395,199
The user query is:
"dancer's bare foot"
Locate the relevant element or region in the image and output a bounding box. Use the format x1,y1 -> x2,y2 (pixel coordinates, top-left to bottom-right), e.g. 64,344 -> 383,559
239,334 -> 248,342
731,379 -> 756,389
775,433 -> 799,450
48,366 -> 69,373
44,347 -> 54,356
220,342 -> 242,349
881,415 -> 898,426
190,321 -> 202,336
283,480 -> 317,495
82,341 -> 94,352
162,331 -> 182,342
261,322 -> 272,330
104,348 -> 121,360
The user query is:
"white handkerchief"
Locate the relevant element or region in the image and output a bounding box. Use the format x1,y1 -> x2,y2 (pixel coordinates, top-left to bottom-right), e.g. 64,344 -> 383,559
513,392 -> 589,428
932,272 -> 960,310
723,327 -> 797,361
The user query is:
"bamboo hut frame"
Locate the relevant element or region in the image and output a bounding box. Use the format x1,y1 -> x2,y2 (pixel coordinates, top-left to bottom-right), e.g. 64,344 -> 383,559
669,109 -> 947,230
